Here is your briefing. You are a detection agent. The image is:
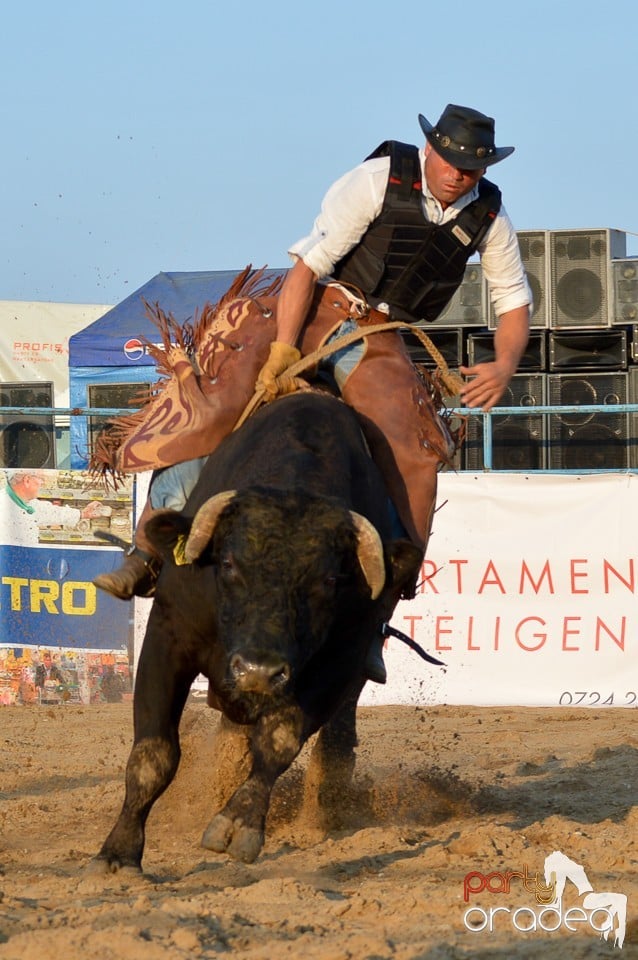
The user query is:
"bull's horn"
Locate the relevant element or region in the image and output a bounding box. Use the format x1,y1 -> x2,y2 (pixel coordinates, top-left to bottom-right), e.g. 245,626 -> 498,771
350,512 -> 385,600
184,490 -> 237,561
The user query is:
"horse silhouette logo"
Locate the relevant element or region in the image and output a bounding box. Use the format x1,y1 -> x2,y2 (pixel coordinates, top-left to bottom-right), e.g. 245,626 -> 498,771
544,850 -> 627,949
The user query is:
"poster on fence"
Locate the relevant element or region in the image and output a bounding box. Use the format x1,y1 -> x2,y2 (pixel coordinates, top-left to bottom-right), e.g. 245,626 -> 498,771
0,468 -> 135,706
362,472 -> 638,708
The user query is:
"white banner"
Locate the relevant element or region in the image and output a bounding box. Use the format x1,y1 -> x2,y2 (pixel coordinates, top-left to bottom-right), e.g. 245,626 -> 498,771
132,472 -> 638,708
0,300 -> 111,406
363,472 -> 638,707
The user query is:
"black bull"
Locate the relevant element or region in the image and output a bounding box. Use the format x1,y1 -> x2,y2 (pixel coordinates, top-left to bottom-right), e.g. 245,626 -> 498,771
93,392 -> 422,869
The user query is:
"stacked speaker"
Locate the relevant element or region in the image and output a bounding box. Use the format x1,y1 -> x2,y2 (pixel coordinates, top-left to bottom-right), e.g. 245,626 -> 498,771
0,383 -> 56,469
402,227 -> 638,470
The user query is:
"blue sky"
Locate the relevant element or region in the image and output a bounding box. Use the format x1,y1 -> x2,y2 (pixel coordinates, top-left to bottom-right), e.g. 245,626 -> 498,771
3,0 -> 637,306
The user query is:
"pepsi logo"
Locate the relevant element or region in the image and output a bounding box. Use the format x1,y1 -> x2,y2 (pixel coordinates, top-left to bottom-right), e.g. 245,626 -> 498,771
123,338 -> 145,361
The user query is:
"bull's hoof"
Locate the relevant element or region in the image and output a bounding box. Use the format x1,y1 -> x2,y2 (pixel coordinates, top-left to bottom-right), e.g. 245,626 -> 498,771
201,813 -> 234,853
228,827 -> 264,864
201,814 -> 264,863
85,855 -> 143,876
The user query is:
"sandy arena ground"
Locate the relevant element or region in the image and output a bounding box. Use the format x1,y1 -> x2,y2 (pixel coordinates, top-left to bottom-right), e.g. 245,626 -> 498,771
1,701 -> 637,959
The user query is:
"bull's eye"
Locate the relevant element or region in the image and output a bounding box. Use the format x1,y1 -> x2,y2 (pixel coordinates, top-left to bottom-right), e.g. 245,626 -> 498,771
324,574 -> 342,590
217,553 -> 236,578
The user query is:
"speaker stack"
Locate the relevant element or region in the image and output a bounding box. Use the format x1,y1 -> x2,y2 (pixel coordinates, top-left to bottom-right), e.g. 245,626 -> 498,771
401,328 -> 463,371
468,330 -> 547,372
629,362 -> 638,469
612,258 -> 638,327
542,228 -> 631,470
489,230 -> 550,331
618,264 -> 638,463
547,373 -> 629,470
549,228 -> 626,330
618,262 -> 638,466
549,329 -> 627,372
0,382 -> 56,469
455,226 -> 636,470
431,261 -> 485,327
465,374 -> 547,471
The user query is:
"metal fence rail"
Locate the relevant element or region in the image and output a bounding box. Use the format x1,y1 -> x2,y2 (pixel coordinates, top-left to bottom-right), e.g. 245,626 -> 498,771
448,403 -> 638,471
1,404 -> 638,473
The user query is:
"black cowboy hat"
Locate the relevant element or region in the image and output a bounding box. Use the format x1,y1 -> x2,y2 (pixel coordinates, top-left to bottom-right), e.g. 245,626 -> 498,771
418,104 -> 514,169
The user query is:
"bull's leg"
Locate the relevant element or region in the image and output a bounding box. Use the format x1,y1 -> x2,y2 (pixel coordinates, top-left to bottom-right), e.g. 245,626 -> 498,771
94,735 -> 179,873
301,684 -> 362,825
90,639 -> 195,874
206,714 -> 252,814
201,705 -> 305,863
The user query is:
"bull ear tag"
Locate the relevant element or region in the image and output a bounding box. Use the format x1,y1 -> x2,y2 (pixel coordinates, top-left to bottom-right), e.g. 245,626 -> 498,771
173,535 -> 190,566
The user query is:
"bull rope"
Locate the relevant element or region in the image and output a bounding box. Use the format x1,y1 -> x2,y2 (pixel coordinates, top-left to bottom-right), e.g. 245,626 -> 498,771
234,320 -> 465,431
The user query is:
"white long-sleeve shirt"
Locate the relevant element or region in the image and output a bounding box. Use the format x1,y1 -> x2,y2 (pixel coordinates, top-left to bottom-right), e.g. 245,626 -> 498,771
0,488 -> 81,547
289,147 -> 532,319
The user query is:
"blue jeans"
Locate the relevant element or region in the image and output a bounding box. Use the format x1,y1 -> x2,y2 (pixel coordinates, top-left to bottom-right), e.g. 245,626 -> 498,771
149,457 -> 209,510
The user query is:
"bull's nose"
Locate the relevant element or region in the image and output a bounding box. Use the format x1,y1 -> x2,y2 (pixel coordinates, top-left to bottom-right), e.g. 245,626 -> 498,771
229,653 -> 291,694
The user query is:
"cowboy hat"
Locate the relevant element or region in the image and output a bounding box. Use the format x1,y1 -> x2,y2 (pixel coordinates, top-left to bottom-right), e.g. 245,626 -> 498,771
418,104 -> 514,169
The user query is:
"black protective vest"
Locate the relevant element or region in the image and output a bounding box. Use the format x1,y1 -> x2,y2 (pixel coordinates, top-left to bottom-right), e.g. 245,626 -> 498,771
331,140 -> 502,323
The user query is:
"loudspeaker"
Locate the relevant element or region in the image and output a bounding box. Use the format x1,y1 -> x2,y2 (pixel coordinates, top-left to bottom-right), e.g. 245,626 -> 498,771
629,368 -> 638,468
611,258 -> 638,325
432,262 -> 485,326
549,330 -> 627,371
549,228 -> 626,329
464,373 -> 546,470
547,372 -> 629,469
401,328 -> 463,369
88,383 -> 150,453
489,230 -> 549,331
467,330 -> 547,371
0,383 -> 56,469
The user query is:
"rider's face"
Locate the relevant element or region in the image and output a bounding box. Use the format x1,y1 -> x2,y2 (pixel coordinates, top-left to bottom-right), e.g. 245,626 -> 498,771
424,144 -> 485,208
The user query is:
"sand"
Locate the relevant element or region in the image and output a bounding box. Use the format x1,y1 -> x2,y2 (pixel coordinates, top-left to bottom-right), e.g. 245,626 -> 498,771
1,701 -> 637,959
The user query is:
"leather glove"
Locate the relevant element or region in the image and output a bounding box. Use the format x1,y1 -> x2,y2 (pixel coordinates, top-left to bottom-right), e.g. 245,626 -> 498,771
256,341 -> 302,397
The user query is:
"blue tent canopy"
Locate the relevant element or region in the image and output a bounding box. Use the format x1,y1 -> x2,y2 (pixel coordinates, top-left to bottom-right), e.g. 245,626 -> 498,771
69,268 -> 285,368
68,268 -> 286,467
